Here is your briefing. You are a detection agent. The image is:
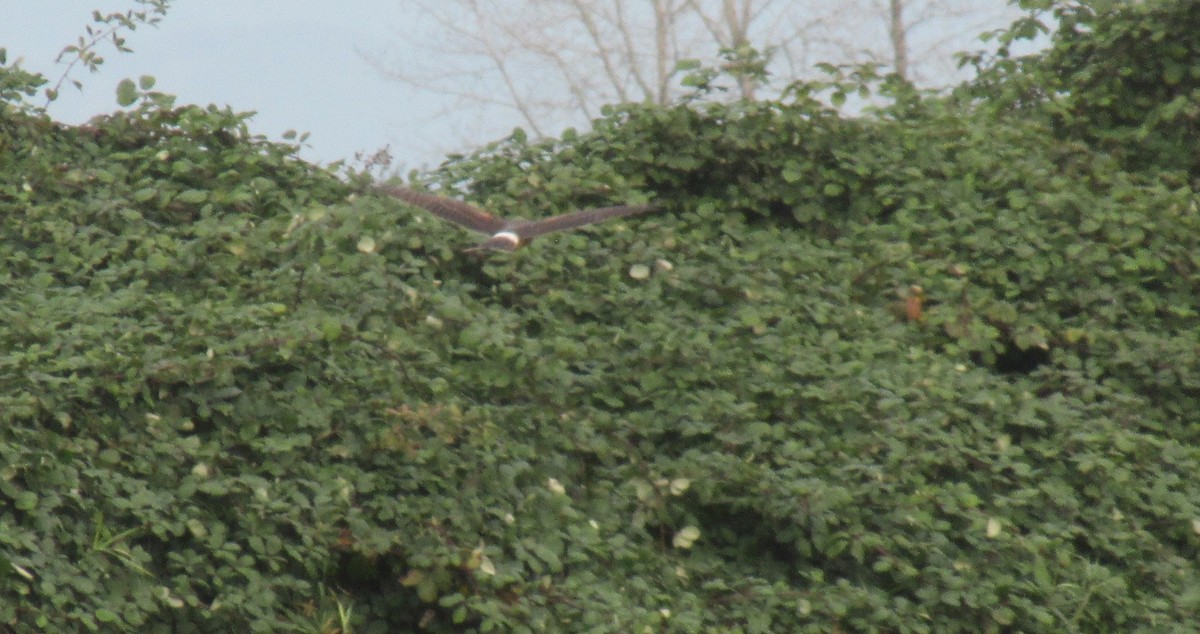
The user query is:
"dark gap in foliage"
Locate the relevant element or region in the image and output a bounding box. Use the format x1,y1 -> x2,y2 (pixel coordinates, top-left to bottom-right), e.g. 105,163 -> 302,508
990,342 -> 1052,375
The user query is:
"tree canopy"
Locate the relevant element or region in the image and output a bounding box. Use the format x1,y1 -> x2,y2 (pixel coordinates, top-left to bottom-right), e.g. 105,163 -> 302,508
1,1 -> 1198,631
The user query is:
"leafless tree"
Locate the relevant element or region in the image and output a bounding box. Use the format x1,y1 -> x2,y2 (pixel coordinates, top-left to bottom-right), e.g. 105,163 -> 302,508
366,0 -> 827,141
366,0 -> 1021,149
854,0 -> 1024,84
889,0 -> 910,79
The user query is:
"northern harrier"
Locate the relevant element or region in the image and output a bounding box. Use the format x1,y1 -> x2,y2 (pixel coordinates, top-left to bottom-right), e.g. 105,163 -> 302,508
377,185 -> 659,252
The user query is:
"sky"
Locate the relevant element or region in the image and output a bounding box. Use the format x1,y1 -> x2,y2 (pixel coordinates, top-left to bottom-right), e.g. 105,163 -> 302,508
5,0 -> 460,171
5,2 -> 1036,173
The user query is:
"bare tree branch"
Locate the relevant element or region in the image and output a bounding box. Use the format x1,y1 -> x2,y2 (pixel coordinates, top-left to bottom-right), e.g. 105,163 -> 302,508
890,0 -> 909,79
365,0 -> 1023,149
569,0 -> 632,103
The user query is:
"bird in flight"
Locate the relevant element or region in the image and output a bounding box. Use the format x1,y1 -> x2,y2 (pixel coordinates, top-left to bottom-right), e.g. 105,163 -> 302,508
377,185 -> 660,252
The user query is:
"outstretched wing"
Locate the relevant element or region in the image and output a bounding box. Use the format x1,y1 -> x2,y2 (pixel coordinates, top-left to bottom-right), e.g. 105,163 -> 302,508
515,204 -> 660,239
377,185 -> 507,235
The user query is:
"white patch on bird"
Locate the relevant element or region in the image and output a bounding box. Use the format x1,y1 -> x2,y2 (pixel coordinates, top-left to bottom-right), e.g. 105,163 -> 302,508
492,231 -> 520,246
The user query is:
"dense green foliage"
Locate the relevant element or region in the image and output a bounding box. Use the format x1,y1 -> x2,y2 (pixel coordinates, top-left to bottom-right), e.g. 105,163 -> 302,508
969,0 -> 1200,177
2,1 -> 1198,631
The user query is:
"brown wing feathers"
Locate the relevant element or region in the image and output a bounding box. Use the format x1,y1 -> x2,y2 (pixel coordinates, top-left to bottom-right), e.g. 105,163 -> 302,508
375,185 -> 506,234
514,204 -> 658,239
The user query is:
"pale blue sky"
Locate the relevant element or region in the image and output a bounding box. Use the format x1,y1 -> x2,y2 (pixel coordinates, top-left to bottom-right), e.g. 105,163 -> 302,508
5,0 -> 459,170
6,2 -> 1035,172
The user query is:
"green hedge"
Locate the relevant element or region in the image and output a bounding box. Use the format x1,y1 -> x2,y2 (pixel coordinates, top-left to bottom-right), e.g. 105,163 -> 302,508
2,1 -> 1199,631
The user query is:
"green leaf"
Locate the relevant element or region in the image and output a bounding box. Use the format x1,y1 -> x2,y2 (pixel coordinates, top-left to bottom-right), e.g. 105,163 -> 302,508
116,78 -> 138,106
175,189 -> 208,204
14,491 -> 38,511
